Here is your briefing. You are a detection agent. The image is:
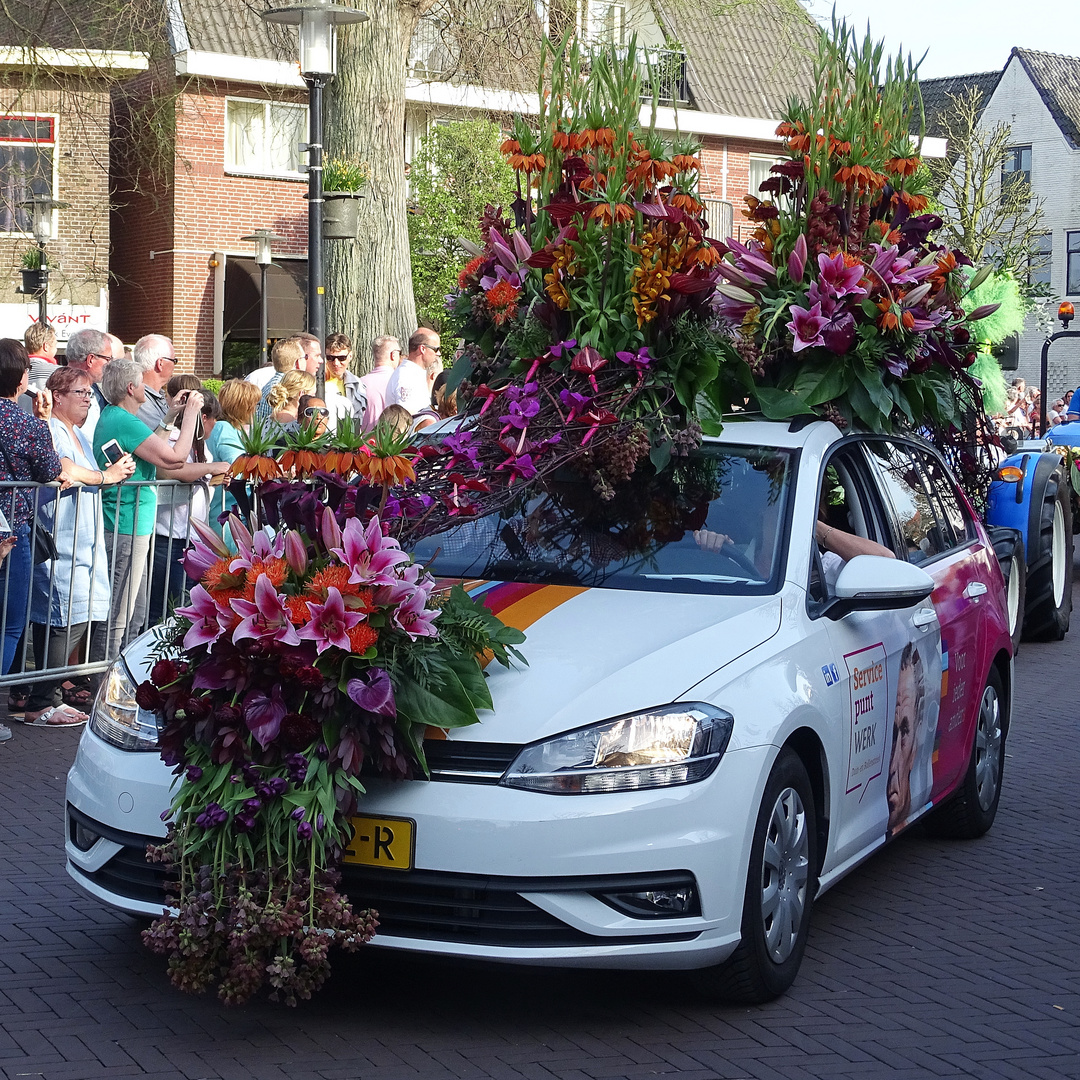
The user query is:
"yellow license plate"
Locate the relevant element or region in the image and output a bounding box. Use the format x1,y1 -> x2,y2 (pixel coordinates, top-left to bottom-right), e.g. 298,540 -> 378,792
343,816 -> 415,871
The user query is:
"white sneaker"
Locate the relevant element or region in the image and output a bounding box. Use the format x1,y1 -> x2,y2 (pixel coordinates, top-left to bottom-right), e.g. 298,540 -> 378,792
0,723 -> 11,742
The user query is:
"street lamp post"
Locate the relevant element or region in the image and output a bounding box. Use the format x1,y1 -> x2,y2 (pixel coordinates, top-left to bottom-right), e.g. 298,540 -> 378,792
1038,302 -> 1079,437
262,1 -> 368,370
239,228 -> 285,368
18,195 -> 70,325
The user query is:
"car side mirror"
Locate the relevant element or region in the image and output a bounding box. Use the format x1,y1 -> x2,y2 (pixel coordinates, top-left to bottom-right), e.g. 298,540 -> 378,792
823,555 -> 935,621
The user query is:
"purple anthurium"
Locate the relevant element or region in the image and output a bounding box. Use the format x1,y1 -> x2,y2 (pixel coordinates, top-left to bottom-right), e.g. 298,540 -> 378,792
615,346 -> 653,370
815,251 -> 867,300
391,587 -> 440,640
243,684 -> 287,748
230,573 -> 301,648
787,234 -> 808,284
297,587 -> 363,654
346,667 -> 396,716
786,303 -> 827,352
822,311 -> 857,355
333,515 -> 411,588
175,585 -> 228,650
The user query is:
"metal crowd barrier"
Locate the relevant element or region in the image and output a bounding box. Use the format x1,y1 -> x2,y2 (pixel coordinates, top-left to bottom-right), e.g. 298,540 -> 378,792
0,477 -> 219,690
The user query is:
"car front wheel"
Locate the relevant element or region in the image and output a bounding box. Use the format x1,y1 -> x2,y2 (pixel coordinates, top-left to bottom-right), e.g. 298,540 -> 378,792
696,748 -> 817,1003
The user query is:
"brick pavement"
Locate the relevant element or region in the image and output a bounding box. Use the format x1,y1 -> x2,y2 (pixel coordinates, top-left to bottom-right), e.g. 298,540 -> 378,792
1,580 -> 1079,1080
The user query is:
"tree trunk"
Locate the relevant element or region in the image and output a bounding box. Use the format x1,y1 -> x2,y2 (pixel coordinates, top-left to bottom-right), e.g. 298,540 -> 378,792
326,0 -> 419,374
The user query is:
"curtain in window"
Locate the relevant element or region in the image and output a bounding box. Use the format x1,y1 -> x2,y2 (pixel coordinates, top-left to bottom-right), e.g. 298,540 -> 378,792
227,101 -> 266,172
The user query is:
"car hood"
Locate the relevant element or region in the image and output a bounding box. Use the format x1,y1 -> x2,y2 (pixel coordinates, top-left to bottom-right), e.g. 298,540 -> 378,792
449,583 -> 782,744
122,586 -> 782,748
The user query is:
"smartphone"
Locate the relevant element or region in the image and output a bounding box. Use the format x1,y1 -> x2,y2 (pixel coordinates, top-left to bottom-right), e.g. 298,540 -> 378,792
100,439 -> 125,465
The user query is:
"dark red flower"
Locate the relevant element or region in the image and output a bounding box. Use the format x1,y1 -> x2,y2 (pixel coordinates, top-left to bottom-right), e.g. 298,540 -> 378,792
151,659 -> 180,687
279,712 -> 321,752
135,681 -> 163,711
296,665 -> 324,690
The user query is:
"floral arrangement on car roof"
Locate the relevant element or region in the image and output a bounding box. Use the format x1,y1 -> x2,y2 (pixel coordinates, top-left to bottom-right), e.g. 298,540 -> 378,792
138,511 -> 525,1005
711,16 -> 1001,447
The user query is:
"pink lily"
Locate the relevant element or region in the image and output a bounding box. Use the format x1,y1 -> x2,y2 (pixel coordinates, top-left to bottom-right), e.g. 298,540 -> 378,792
230,574 -> 301,648
297,587 -> 363,655
320,505 -> 342,553
391,587 -> 440,640
787,233 -> 808,284
180,539 -> 219,583
333,516 -> 411,588
284,530 -> 308,575
175,585 -> 229,650
786,303 -> 827,352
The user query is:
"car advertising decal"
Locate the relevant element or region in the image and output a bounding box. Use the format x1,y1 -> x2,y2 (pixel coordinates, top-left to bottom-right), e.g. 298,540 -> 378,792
886,640 -> 941,836
843,642 -> 889,800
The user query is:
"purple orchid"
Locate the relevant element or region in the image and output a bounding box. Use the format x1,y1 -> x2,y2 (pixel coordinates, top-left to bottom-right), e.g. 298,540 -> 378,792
615,346 -> 653,370
332,516 -> 411,589
498,453 -> 537,485
391,587 -> 440,640
500,392 -> 540,430
243,684 -> 287,748
297,587 -> 364,654
547,338 -> 577,359
346,667 -> 396,716
230,573 -> 301,648
813,251 -> 867,300
175,585 -> 229,650
559,388 -> 592,422
786,303 -> 827,352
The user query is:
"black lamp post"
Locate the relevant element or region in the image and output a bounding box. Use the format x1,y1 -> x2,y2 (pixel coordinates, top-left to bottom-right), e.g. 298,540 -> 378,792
1038,301 -> 1079,437
18,195 -> 70,325
239,228 -> 284,368
261,1 -> 368,373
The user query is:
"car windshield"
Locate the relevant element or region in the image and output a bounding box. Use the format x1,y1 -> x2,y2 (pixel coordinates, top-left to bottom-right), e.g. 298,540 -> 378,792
412,443 -> 795,594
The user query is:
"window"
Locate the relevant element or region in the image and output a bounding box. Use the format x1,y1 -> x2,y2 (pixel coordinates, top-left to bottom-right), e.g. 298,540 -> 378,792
748,154 -> 779,197
589,1 -> 624,43
1001,145 -> 1031,201
1029,232 -> 1052,288
0,116 -> 55,234
225,99 -> 306,177
1068,232 -> 1080,295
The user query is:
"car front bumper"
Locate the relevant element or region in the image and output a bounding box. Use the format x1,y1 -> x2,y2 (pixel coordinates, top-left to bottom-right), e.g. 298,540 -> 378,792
65,728 -> 773,969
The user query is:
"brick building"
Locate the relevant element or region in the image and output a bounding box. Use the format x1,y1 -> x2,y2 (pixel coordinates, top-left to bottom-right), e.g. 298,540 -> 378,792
4,0 -> 823,373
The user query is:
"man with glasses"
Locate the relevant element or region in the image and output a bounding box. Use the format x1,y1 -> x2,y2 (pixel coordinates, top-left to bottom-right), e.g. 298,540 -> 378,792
357,334 -> 403,430
133,334 -> 177,430
64,328 -> 122,441
323,331 -> 365,430
386,329 -> 441,416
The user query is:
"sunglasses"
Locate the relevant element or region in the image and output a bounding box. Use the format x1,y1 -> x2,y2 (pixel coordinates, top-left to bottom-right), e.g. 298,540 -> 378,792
425,344 -> 442,355
303,406 -> 330,419
326,354 -> 350,362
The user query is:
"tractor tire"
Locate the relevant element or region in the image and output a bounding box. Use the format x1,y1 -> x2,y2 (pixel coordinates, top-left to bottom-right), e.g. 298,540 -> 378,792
1022,461 -> 1073,642
989,528 -> 1026,654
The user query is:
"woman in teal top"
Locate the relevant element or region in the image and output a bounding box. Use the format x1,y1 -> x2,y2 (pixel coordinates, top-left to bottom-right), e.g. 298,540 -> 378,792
92,360 -> 229,657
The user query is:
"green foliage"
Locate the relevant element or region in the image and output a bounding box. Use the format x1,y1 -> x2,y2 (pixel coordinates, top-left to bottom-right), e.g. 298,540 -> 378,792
20,248 -> 42,270
323,156 -> 370,192
408,120 -> 515,333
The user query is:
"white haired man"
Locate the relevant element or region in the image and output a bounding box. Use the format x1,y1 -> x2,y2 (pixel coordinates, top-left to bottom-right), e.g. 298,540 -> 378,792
133,334 -> 177,430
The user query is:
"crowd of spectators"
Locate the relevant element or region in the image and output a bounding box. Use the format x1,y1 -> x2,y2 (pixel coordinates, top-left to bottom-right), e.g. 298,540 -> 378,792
0,322 -> 458,744
991,377 -> 1080,441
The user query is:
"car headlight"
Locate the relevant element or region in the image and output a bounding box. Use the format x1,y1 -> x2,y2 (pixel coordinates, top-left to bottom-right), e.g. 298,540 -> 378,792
88,660 -> 160,751
501,703 -> 733,795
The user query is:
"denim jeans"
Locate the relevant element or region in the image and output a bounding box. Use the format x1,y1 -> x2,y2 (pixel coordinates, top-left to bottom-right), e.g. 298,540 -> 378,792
105,532 -> 151,659
1,525 -> 31,674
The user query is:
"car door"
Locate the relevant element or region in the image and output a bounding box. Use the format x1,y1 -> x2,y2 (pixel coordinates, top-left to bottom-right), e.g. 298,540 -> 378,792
863,439 -> 981,811
808,445 -> 931,870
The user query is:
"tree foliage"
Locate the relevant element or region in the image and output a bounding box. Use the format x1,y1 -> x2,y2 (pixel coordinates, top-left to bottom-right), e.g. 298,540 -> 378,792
407,118 -> 515,334
926,88 -> 1048,301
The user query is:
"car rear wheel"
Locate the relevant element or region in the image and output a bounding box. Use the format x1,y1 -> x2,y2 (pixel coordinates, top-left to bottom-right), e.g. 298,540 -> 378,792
926,666 -> 1006,840
696,749 -> 817,1003
1022,466 -> 1072,641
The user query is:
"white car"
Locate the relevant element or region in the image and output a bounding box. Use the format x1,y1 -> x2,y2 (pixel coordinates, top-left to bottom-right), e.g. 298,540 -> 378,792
65,419 -> 1013,1000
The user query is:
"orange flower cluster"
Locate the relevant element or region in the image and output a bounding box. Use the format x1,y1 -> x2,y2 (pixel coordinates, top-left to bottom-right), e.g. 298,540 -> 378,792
502,138 -> 546,173
323,447 -> 369,474
278,447 -> 326,476
543,242 -> 578,310
833,163 -> 887,192
230,454 -> 281,482
485,279 -> 521,326
355,452 -> 417,487
630,221 -> 696,327
458,255 -> 484,288
552,127 -> 616,152
627,144 -> 678,187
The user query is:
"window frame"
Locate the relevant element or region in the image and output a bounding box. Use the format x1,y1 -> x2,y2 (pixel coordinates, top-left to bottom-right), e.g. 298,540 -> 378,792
1067,231 -> 1080,295
0,112 -> 59,236
1028,232 -> 1052,289
223,96 -> 308,181
1001,144 -> 1032,200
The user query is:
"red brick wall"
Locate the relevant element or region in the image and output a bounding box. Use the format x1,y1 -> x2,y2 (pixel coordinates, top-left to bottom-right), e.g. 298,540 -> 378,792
112,75 -> 309,374
698,133 -> 788,244
0,73 -> 112,309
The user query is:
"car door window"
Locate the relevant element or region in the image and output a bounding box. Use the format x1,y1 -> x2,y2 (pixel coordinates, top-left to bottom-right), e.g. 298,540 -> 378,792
914,449 -> 974,547
864,442 -> 951,563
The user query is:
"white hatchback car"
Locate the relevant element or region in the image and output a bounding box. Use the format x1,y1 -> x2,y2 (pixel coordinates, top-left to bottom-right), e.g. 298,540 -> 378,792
66,419 -> 1013,1000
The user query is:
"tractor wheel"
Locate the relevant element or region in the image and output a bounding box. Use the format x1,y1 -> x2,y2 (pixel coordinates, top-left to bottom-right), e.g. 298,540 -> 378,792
1022,463 -> 1073,641
989,528 -> 1026,654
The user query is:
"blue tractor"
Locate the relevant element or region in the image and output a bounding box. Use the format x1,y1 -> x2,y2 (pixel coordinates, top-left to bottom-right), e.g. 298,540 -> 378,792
985,444 -> 1073,648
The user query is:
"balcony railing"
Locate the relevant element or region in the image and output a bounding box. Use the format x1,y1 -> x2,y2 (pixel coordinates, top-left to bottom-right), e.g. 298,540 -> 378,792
636,47 -> 690,106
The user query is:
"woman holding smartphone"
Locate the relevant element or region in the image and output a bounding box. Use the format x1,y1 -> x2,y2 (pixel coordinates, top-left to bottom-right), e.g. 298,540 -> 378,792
92,360 -> 228,659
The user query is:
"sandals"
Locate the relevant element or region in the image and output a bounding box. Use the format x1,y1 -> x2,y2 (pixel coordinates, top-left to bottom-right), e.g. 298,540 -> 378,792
18,705 -> 88,727
61,679 -> 95,708
7,687 -> 28,713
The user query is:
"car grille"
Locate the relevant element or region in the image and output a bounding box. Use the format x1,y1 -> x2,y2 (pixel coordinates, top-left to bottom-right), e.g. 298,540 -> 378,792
67,805 -> 170,906
342,866 -> 701,948
423,740 -> 518,783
